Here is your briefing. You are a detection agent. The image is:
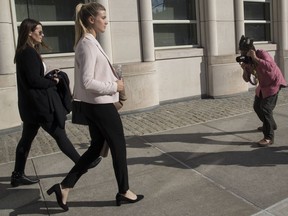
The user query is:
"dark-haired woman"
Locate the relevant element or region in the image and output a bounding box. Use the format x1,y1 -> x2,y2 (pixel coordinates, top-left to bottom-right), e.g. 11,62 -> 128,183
11,18 -> 101,187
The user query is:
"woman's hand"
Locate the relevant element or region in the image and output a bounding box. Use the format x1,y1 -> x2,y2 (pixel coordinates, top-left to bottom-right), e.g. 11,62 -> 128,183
116,79 -> 124,92
53,71 -> 60,84
53,77 -> 60,84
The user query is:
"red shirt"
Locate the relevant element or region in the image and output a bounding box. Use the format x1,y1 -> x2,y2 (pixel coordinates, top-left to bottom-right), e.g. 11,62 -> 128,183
254,49 -> 286,98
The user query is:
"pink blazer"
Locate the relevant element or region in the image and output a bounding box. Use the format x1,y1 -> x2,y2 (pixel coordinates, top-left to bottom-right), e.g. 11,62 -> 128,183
73,33 -> 119,104
254,49 -> 287,98
247,50 -> 287,98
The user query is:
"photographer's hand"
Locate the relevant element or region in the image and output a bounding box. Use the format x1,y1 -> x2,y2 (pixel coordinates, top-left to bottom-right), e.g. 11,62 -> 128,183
247,50 -> 260,63
241,64 -> 250,83
240,62 -> 247,70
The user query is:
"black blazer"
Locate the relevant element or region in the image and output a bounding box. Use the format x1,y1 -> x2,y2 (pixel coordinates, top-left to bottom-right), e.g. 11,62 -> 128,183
16,46 -> 58,124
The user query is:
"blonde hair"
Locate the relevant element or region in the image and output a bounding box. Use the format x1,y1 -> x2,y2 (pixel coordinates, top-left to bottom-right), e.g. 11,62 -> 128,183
74,2 -> 106,48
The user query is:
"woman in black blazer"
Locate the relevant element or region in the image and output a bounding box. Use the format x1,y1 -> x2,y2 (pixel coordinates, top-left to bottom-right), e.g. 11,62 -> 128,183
11,18 -> 101,187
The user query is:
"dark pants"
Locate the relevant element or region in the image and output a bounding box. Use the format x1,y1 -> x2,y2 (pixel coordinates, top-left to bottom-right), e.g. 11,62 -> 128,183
61,103 -> 129,194
253,92 -> 278,140
14,121 -> 80,173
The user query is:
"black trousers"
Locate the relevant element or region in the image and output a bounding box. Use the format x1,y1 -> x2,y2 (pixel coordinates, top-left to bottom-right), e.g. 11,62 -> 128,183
61,103 -> 129,194
253,92 -> 279,140
14,121 -> 80,173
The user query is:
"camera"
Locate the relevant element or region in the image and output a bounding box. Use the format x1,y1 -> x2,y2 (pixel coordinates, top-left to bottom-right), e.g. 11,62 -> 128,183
235,55 -> 253,64
236,35 -> 254,64
237,35 -> 258,85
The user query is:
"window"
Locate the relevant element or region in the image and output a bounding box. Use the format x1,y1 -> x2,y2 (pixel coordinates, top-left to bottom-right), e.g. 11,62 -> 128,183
15,0 -> 84,54
244,0 -> 271,41
152,0 -> 198,48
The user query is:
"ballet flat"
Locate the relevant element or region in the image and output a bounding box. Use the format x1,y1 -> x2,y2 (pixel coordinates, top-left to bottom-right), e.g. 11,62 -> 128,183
116,193 -> 144,206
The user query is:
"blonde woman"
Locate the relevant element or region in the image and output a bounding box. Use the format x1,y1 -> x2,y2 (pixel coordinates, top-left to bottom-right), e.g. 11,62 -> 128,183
47,3 -> 143,211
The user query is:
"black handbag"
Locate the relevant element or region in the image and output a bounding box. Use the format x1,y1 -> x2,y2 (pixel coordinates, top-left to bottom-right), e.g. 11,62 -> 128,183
71,100 -> 88,125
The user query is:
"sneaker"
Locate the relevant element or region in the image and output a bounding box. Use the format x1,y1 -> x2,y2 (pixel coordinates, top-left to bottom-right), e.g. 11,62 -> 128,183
257,138 -> 273,147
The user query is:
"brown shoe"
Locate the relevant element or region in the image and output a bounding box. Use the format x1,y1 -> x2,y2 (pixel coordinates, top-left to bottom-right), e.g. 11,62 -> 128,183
257,138 -> 273,147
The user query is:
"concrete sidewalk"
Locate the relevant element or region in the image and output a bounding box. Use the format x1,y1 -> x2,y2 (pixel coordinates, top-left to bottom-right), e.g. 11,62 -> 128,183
1,90 -> 288,215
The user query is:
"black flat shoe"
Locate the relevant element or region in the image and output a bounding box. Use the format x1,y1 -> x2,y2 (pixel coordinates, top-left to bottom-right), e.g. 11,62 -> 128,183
116,193 -> 144,206
47,184 -> 69,211
88,156 -> 102,169
10,171 -> 39,187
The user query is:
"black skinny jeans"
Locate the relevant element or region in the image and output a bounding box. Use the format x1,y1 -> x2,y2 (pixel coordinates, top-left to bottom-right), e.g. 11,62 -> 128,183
14,121 -> 80,173
61,103 -> 129,194
253,92 -> 279,140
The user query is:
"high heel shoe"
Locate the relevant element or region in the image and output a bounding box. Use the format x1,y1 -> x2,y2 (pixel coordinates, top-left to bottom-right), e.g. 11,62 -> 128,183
116,193 -> 144,206
47,184 -> 69,211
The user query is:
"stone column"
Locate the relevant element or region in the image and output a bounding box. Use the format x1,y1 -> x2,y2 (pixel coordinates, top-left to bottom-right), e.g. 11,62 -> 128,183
0,0 -> 15,75
234,0 -> 245,51
206,0 -> 217,56
0,0 -> 20,129
206,0 -> 248,97
139,0 -> 155,62
278,0 -> 288,78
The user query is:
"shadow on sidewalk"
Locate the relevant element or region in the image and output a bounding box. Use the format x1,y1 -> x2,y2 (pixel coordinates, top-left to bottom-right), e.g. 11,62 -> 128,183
124,129 -> 288,169
2,199 -> 116,215
140,129 -> 260,146
127,146 -> 288,168
0,186 -> 116,215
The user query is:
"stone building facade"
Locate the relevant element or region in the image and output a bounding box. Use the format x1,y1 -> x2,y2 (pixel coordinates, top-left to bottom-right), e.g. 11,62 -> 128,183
1,0 -> 288,130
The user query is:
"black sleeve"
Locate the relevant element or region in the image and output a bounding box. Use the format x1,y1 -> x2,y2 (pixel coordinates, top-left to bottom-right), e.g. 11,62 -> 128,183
20,47 -> 57,89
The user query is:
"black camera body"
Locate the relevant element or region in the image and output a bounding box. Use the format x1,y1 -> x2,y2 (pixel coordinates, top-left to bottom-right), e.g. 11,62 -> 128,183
235,55 -> 253,64
236,35 -> 254,64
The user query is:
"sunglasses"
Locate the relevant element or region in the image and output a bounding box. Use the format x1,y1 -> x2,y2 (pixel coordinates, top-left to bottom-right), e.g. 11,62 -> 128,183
33,30 -> 44,36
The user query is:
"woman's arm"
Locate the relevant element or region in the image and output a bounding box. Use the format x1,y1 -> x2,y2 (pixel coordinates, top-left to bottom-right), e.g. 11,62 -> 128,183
20,48 -> 57,89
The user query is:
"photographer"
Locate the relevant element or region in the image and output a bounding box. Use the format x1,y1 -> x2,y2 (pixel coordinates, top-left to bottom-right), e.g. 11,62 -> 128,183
238,35 -> 287,147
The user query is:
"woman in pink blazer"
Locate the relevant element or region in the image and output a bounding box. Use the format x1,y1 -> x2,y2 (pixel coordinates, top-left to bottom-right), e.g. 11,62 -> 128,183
47,2 -> 143,211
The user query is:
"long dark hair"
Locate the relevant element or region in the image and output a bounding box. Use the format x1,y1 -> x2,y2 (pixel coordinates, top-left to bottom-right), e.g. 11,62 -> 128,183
14,18 -> 48,63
